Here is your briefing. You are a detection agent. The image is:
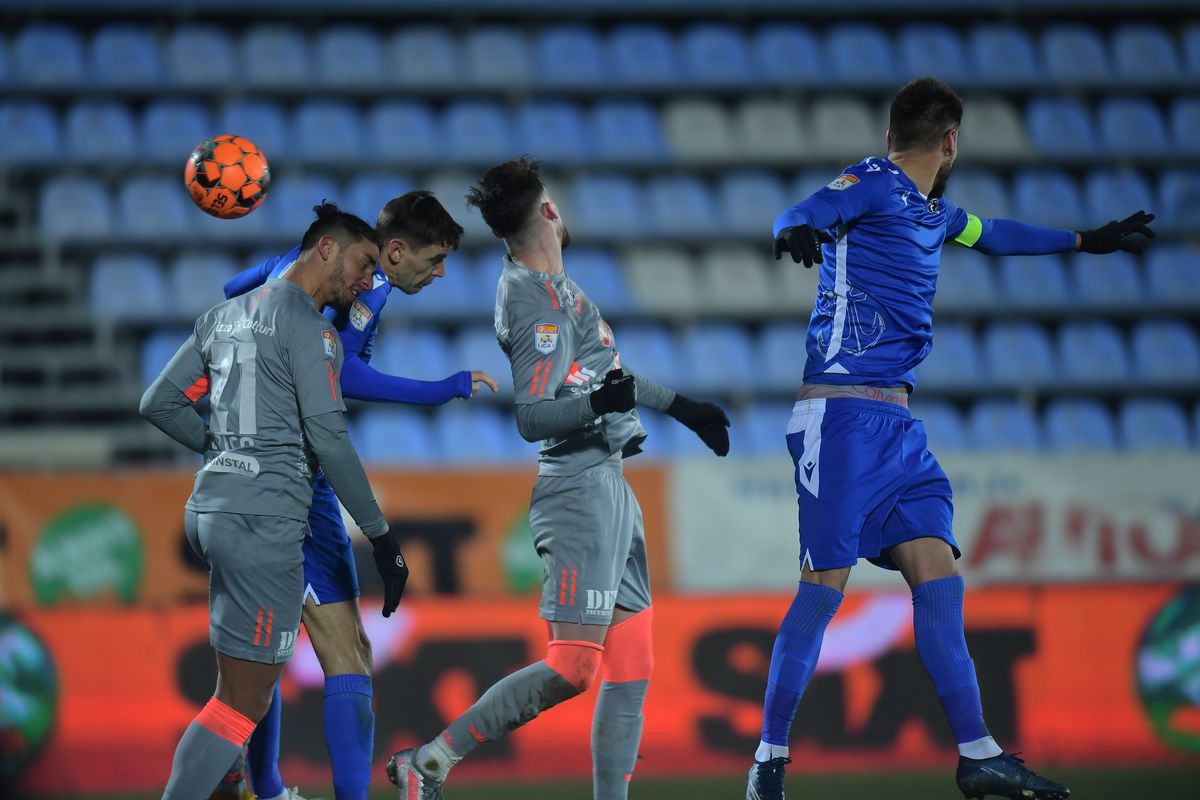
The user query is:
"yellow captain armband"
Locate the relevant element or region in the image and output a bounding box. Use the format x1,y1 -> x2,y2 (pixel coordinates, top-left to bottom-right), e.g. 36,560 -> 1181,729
953,213 -> 983,247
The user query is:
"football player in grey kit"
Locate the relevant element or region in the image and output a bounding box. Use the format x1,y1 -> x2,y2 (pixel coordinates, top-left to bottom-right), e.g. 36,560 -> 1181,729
388,157 -> 731,800
140,203 -> 409,800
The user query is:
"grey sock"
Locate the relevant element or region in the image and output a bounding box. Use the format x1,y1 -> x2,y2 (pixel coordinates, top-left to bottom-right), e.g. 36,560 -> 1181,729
162,721 -> 245,800
591,679 -> 649,800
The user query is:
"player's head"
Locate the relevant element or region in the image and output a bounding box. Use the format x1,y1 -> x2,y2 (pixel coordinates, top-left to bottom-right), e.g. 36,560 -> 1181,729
375,191 -> 465,295
886,77 -> 963,197
299,201 -> 381,310
466,156 -> 571,253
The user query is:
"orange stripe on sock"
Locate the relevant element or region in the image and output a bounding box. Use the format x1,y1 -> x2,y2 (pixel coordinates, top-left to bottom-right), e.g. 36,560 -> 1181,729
253,608 -> 263,647
601,607 -> 654,683
195,697 -> 256,746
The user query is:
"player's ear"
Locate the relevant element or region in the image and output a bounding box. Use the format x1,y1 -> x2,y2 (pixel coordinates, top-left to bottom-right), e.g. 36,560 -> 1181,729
944,127 -> 958,156
318,234 -> 336,262
885,128 -> 893,151
542,199 -> 560,221
389,238 -> 407,261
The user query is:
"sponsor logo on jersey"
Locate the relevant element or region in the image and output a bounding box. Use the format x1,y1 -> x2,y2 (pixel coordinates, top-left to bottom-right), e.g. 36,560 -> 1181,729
214,318 -> 275,337
349,300 -> 373,332
534,322 -> 560,354
565,361 -> 598,388
277,628 -> 298,659
584,589 -> 618,616
826,174 -> 860,191
598,319 -> 614,347
322,330 -> 337,359
204,451 -> 262,477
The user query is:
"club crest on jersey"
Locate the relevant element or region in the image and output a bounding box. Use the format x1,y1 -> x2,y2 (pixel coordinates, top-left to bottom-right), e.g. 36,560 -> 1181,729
827,174 -> 859,191
598,320 -> 614,347
349,300 -> 373,332
926,197 -> 942,214
322,330 -> 337,359
534,322 -> 560,354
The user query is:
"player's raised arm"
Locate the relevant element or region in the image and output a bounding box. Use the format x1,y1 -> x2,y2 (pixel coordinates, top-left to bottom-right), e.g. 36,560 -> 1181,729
945,201 -> 1155,257
138,331 -> 209,453
223,246 -> 300,299
773,164 -> 886,267
338,347 -> 478,404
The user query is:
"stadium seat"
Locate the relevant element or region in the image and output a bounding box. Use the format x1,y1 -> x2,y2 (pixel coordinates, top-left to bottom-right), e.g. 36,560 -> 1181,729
678,324 -> 756,395
265,173 -> 341,235
997,255 -> 1070,309
1012,170 -> 1085,231
444,101 -> 514,163
390,26 -> 459,88
0,102 -> 59,163
1058,321 -> 1130,386
1099,98 -> 1169,155
571,174 -> 646,238
516,102 -> 589,163
316,26 -> 384,87
1186,24 -> 1200,80
427,172 -> 491,241
968,24 -> 1040,86
934,247 -> 995,312
791,170 -> 832,200
609,25 -> 679,86
609,323 -> 681,389
915,323 -> 981,389
369,328 -> 454,381
662,99 -> 734,161
535,26 -> 606,87
453,326 -> 512,400
718,171 -> 786,237
733,99 -> 806,160
91,24 -> 160,86
948,170 -> 1011,220
827,24 -> 895,86
90,254 -> 167,321
982,321 -> 1055,387
217,100 -> 288,160
697,247 -> 772,313
1120,398 -> 1191,450
681,24 -> 752,85
1044,400 -> 1117,451
241,25 -> 308,88
1071,252 -> 1142,309
14,24 -> 84,86
1112,24 -> 1182,84
367,102 -> 439,164
958,98 -> 1031,158
355,409 -> 440,464
168,252 -> 237,318
646,176 -> 717,236
590,102 -> 665,163
464,26 -> 530,89
911,402 -> 968,453
344,173 -> 412,223
1158,169 -> 1200,232
166,25 -> 235,87
625,248 -> 701,316
0,32 -> 8,83
736,402 -> 793,458
65,101 -> 136,163
295,102 -> 362,164
1084,169 -> 1156,228
458,255 -> 502,315
561,249 -> 629,312
968,401 -> 1041,451
1132,320 -> 1200,383
772,253 -> 821,314
1026,97 -> 1098,156
141,101 -> 211,164
810,97 -> 879,159
1041,25 -> 1111,85
141,329 -> 191,389
899,24 -> 969,84
1170,98 -> 1200,156
436,406 -> 528,464
118,176 -> 188,239
40,176 -> 113,240
759,322 -> 809,393
1146,245 -> 1200,307
633,407 -> 676,459
752,23 -> 824,85
401,250 -> 472,318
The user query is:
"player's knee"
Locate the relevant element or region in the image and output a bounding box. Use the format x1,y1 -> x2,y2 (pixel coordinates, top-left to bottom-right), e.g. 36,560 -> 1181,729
601,607 -> 654,683
354,626 -> 373,672
544,639 -> 605,693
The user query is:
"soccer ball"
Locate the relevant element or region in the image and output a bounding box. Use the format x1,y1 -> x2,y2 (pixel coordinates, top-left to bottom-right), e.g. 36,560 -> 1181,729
184,135 -> 271,219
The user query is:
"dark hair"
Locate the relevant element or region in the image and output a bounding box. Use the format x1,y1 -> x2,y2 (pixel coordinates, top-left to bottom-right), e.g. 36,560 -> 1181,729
888,77 -> 963,152
376,190 -> 464,250
300,201 -> 380,252
466,157 -> 546,238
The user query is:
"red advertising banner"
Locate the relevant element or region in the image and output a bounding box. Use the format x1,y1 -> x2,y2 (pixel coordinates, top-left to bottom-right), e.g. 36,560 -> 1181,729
7,585 -> 1199,795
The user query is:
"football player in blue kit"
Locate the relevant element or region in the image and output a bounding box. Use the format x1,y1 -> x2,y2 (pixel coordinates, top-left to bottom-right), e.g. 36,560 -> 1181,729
747,78 -> 1154,800
221,192 -> 498,800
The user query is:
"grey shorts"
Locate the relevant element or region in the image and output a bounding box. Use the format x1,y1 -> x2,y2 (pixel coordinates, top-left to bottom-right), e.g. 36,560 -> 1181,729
529,459 -> 652,626
185,509 -> 306,664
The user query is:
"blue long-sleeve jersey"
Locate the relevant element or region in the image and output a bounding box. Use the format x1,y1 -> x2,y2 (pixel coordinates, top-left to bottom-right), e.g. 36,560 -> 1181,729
223,247 -> 473,404
774,157 -> 1077,390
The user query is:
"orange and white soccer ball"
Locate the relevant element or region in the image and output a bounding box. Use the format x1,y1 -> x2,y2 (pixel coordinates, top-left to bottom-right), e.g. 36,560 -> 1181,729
184,135 -> 271,219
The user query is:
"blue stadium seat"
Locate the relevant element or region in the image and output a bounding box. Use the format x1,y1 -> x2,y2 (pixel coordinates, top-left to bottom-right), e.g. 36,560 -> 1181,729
0,33 -> 7,83
915,323 -> 981,389
91,24 -> 159,86
1058,321 -> 1129,386
141,329 -> 191,389
679,324 -> 755,395
562,249 -> 629,312
968,401 -> 1041,451
118,176 -> 188,239
997,255 -> 1070,309
141,101 -> 211,164
827,24 -> 895,86
935,248 -> 995,312
265,173 -> 341,234
1170,98 -> 1200,156
295,101 -> 362,164
1044,400 -> 1117,451
609,25 -> 679,86
1112,24 -> 1182,84
90,254 -> 167,321
1158,169 -> 1200,232
437,407 -> 529,464
633,408 -> 676,459
1012,170 -> 1085,231
647,176 -> 717,236
681,24 -> 752,85
345,173 -> 413,223
367,102 -> 438,164
241,25 -> 308,88
355,409 -> 439,464
1186,24 -> 1200,80
759,322 -> 808,393
911,402 -> 968,454
571,174 -> 646,238
447,254 -> 500,316
1071,252 -> 1141,309
464,26 -> 529,89
1132,320 -> 1200,383
1099,98 -> 1169,155
589,101 -> 665,163
453,326 -> 512,400
0,102 -> 59,163
166,25 -> 235,87
14,24 -> 84,86
1041,25 -> 1111,85
536,26 -> 606,87
168,252 -> 237,318
403,246 -> 472,319
390,26 -> 458,88
735,402 -> 793,458
1146,245 -> 1200,307
947,170 -> 1011,220
444,102 -> 514,163
370,328 -> 453,380
40,176 -> 113,240
516,102 -> 589,163
663,99 -> 734,161
1120,398 -> 1191,450
968,24 -> 1040,86
718,172 -> 786,237
65,101 -> 136,163
217,100 -> 288,160
1026,97 -> 1097,156
983,322 -> 1055,387
316,26 -> 383,87
753,24 -> 824,85
614,324 -> 680,389
1084,169 -> 1156,229
899,24 -> 969,84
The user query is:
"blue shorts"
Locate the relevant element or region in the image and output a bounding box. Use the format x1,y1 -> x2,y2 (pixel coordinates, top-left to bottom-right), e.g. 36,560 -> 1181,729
302,474 -> 360,605
786,398 -> 958,571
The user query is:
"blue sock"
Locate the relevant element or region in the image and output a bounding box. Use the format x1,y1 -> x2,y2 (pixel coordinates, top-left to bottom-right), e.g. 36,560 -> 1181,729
324,673 -> 374,800
246,681 -> 285,800
761,582 -> 843,746
912,575 -> 990,745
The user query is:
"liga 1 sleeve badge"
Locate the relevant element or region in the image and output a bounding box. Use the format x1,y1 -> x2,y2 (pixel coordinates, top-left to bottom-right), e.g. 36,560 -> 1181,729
534,322 -> 560,354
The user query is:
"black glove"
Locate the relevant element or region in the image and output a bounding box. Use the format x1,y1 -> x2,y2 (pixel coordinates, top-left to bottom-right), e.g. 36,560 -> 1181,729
666,394 -> 731,456
774,225 -> 835,268
1077,210 -> 1156,255
370,533 -> 409,618
589,369 -> 636,415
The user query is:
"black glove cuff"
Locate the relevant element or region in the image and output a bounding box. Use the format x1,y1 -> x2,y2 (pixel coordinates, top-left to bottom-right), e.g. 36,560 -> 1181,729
666,394 -> 691,419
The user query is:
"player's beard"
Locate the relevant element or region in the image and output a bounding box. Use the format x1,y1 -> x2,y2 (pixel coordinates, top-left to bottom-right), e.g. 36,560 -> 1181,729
328,252 -> 354,310
559,223 -> 571,251
930,159 -> 955,199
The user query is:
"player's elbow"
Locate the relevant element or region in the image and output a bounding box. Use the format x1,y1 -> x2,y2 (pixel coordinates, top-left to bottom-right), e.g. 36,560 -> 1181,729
137,381 -> 161,421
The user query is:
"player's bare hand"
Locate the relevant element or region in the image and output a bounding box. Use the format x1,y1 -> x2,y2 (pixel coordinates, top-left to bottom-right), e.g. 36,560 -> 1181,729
774,225 -> 835,268
471,370 -> 499,396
